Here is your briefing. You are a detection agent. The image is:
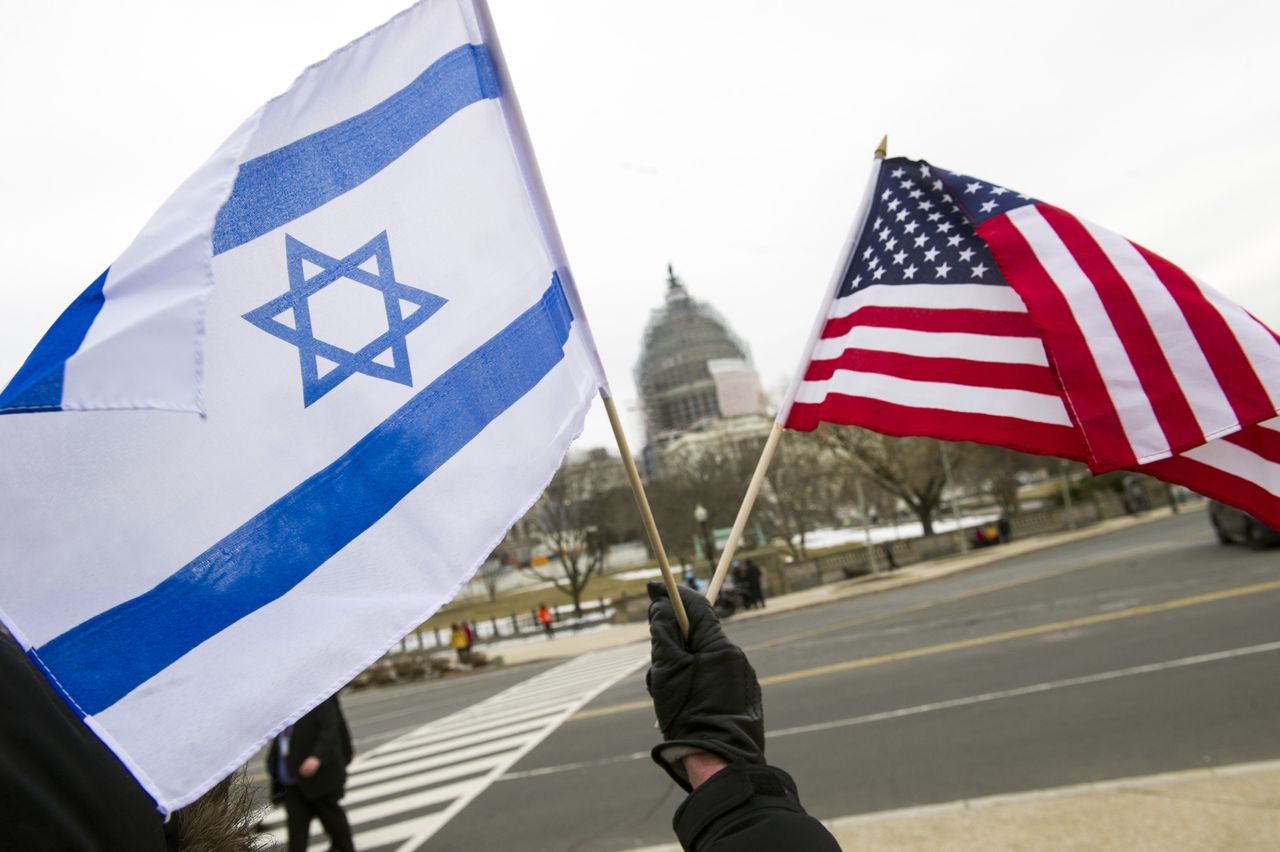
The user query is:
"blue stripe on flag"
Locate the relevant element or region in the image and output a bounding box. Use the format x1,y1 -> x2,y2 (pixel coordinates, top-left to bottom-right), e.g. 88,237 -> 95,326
213,44 -> 501,256
0,268 -> 110,414
36,275 -> 575,716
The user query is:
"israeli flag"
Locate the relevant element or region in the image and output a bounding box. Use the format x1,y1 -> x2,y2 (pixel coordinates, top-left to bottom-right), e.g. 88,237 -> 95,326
0,0 -> 605,813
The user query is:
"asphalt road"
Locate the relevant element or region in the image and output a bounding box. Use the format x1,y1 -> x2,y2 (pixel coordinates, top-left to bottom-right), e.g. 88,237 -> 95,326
332,509 -> 1280,851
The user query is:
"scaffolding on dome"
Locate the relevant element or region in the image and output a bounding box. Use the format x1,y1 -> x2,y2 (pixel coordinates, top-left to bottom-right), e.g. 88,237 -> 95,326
634,265 -> 754,442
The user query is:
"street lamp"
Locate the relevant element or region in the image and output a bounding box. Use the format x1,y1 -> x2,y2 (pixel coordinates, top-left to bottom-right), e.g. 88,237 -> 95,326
693,503 -> 715,575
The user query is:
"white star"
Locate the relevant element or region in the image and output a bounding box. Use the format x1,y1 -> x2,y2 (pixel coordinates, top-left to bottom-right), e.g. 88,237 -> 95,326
936,262 -> 952,277
893,250 -> 907,265
869,257 -> 880,269
937,222 -> 954,233
879,227 -> 891,241
908,188 -> 923,199
927,212 -> 942,222
972,263 -> 989,278
932,179 -> 944,191
958,248 -> 975,262
990,186 -> 1008,196
887,198 -> 900,210
872,267 -> 886,280
891,167 -> 905,178
918,200 -> 934,211
885,237 -> 898,251
903,264 -> 918,279
880,189 -> 893,200
873,216 -> 883,229
980,199 -> 998,213
899,180 -> 915,191
924,247 -> 940,262
918,162 -> 931,177
896,210 -> 909,221
965,181 -> 982,194
903,221 -> 918,234
862,246 -> 874,259
914,235 -> 928,248
947,234 -> 962,247
851,274 -> 863,288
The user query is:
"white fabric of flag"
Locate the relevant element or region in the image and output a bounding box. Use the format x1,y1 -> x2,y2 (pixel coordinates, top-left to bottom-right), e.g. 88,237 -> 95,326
0,0 -> 604,813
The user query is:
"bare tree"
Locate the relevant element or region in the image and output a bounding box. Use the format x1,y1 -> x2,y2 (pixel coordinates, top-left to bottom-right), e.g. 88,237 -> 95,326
754,430 -> 840,559
828,427 -> 963,535
518,461 -> 632,616
474,557 -> 506,603
647,438 -> 758,578
955,444 -> 1046,516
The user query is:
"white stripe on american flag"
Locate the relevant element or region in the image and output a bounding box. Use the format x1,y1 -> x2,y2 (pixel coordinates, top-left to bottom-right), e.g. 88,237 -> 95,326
825,283 -> 1029,318
1181,436 -> 1280,500
811,326 -> 1049,366
1197,281 -> 1280,410
1081,219 -> 1237,437
793,370 -> 1072,426
1006,205 -> 1169,462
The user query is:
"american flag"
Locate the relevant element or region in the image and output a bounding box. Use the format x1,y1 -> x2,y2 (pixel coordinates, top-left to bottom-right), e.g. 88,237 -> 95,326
784,155 -> 1280,529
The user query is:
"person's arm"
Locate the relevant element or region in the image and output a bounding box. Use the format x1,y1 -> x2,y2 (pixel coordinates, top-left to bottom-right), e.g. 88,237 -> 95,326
646,583 -> 841,851
300,697 -> 342,777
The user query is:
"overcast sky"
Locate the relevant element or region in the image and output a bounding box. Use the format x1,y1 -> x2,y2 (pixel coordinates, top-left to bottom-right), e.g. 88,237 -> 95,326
3,1 -> 1277,451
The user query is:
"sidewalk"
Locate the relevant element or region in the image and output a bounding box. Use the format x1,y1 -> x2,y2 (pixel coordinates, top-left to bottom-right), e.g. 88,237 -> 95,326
492,504 -> 1202,667
631,760 -> 1280,851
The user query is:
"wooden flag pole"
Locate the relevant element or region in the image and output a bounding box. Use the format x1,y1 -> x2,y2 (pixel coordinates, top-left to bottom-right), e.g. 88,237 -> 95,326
602,392 -> 689,637
706,135 -> 890,605
706,421 -> 782,603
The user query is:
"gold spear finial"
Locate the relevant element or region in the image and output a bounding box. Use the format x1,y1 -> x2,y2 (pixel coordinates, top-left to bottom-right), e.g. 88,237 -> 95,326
875,135 -> 888,159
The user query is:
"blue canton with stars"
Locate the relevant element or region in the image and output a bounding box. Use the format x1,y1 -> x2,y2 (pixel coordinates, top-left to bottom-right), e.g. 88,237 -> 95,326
243,232 -> 446,407
840,157 -> 1038,298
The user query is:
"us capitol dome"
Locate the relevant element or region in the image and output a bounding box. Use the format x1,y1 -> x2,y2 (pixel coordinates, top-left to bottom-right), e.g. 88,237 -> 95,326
634,265 -> 767,471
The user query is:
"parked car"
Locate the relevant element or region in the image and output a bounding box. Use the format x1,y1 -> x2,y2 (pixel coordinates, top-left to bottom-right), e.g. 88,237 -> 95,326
1208,500 -> 1280,549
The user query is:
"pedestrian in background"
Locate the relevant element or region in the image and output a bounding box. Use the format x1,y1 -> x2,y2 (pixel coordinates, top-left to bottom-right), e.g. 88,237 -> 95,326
266,695 -> 356,852
537,604 -> 555,638
743,559 -> 766,609
450,623 -> 469,662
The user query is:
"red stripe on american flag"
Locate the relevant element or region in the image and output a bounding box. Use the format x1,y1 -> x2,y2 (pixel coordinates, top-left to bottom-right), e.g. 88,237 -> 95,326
980,213 -> 1131,465
1038,206 -> 1205,452
1224,422 -> 1280,465
1133,244 -> 1275,423
803,348 -> 1062,396
786,395 -> 1089,461
1143,454 -> 1280,532
822,305 -> 1040,339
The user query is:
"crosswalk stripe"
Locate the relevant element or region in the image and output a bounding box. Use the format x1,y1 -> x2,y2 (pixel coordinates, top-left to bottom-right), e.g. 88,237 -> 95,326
261,642 -> 650,851
354,719 -> 549,770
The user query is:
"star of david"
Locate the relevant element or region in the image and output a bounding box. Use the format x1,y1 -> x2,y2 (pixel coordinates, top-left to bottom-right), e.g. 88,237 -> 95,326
243,232 -> 445,407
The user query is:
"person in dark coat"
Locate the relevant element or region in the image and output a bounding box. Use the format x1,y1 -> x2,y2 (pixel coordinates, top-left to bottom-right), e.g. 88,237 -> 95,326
0,631 -> 169,851
646,584 -> 841,851
267,694 -> 356,852
742,559 -> 765,609
1,629 -> 268,851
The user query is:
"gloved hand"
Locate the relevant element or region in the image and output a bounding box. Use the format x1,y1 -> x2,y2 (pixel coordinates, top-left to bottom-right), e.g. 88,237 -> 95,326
646,581 -> 765,791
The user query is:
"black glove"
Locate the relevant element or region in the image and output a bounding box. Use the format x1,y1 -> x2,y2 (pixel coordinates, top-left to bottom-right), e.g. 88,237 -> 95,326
646,582 -> 765,791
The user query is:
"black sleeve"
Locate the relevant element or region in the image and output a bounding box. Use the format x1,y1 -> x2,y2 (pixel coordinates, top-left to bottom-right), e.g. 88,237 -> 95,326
308,697 -> 344,764
0,635 -> 167,852
673,764 -> 842,852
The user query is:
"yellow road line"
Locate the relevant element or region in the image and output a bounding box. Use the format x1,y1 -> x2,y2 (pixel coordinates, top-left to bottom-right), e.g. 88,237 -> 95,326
567,577 -> 1280,722
742,537 -> 1192,654
759,578 -> 1280,687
